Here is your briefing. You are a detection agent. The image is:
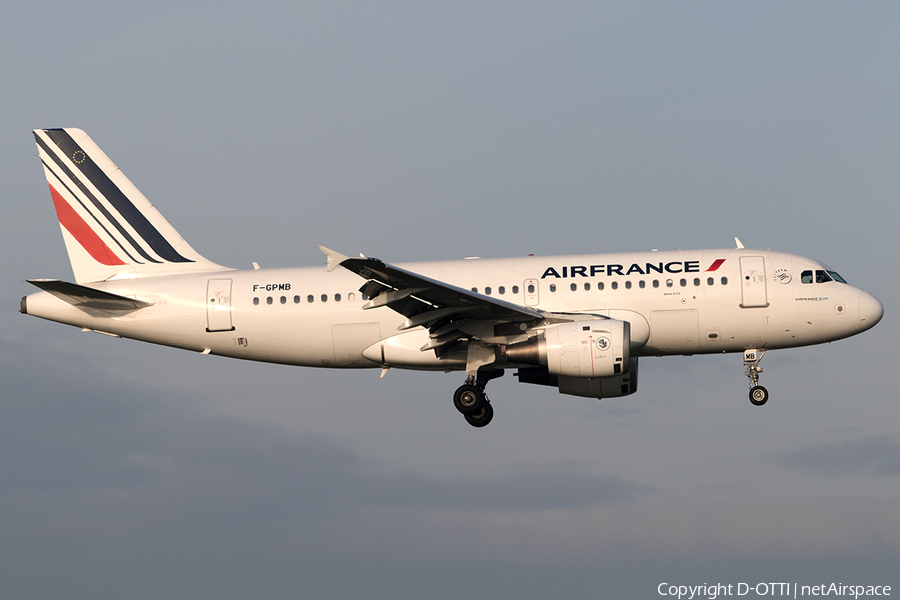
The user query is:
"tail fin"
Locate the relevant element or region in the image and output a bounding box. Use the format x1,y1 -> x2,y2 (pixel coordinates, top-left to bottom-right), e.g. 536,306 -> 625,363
33,128 -> 232,283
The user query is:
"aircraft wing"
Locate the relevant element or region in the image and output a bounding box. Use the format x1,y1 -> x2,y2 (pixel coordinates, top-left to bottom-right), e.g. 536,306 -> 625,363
319,247 -> 542,352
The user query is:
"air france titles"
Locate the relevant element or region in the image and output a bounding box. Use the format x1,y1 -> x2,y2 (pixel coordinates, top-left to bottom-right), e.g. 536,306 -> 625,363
541,261 -> 702,279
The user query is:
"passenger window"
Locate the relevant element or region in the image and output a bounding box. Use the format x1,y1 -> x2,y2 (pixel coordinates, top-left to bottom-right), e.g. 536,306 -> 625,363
253,297 -> 259,306
294,295 -> 300,303
680,278 -> 686,287
335,293 -> 341,302
653,280 -> 659,288
513,286 -> 519,294
280,296 -> 287,304
611,281 -> 618,290
639,280 -> 645,289
801,270 -> 813,284
498,286 -> 505,295
707,277 -> 714,286
584,282 -> 590,291
625,281 -> 632,289
570,283 -> 577,292
666,279 -> 673,287
526,284 -> 533,293
721,277 -> 728,285
321,294 -> 328,303
549,284 -> 557,292
307,295 -> 314,303
693,278 -> 700,286
266,297 -> 273,305
348,293 -> 355,301
471,287 -> 478,293
485,287 -> 492,295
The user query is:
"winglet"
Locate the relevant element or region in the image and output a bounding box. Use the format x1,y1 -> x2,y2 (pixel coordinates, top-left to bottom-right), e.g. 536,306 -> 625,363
317,246 -> 350,272
734,237 -> 745,249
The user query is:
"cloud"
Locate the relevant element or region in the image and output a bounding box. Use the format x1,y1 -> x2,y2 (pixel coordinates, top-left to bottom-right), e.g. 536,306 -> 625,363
5,344 -> 900,574
773,435 -> 900,478
346,497 -> 900,565
0,344 -> 650,550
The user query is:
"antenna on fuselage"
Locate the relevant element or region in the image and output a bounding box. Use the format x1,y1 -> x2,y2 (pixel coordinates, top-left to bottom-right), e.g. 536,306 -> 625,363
734,237 -> 745,249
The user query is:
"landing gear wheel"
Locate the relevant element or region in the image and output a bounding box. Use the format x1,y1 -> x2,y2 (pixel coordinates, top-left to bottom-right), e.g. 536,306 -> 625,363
453,384 -> 485,415
464,401 -> 493,428
749,385 -> 769,406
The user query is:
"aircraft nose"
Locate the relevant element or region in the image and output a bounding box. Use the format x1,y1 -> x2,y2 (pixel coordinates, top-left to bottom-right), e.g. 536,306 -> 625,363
858,290 -> 884,331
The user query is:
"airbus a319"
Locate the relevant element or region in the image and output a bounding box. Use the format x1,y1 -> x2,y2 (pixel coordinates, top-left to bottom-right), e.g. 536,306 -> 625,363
21,128 -> 884,427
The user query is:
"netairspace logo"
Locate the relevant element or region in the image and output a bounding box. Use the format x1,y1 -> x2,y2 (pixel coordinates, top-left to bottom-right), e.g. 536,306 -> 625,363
657,582 -> 891,600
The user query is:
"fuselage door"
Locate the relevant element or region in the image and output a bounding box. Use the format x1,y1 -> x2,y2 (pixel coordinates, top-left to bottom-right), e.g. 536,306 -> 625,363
524,279 -> 539,306
739,256 -> 769,308
206,279 -> 235,332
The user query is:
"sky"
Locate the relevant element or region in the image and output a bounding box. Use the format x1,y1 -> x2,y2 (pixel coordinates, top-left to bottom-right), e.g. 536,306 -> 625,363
2,2 -> 899,598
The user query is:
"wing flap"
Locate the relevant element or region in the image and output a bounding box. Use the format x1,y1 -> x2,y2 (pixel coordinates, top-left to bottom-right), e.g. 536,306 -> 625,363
399,306 -> 475,331
363,287 -> 430,310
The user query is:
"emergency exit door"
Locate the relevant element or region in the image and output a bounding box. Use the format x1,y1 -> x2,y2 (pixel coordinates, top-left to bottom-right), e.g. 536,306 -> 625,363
206,279 -> 235,332
739,256 -> 768,308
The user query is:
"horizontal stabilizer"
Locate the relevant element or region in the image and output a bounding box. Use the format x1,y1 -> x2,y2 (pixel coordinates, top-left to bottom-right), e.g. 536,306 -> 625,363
28,279 -> 153,311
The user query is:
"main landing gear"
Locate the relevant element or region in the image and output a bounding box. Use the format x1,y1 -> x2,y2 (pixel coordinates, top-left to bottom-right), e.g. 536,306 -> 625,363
453,369 -> 502,428
743,349 -> 768,406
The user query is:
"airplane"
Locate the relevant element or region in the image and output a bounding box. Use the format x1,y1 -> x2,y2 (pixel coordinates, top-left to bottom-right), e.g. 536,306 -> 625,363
21,128 -> 884,427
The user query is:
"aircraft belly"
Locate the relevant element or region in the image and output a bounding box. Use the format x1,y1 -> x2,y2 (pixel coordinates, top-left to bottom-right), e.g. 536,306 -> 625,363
647,309 -> 700,354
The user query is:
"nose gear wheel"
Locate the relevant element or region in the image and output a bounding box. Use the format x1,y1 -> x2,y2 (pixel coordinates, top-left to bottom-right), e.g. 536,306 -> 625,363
749,385 -> 769,406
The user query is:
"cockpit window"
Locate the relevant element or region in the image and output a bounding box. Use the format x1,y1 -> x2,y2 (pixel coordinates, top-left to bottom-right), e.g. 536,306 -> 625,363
801,269 -> 845,284
815,270 -> 833,283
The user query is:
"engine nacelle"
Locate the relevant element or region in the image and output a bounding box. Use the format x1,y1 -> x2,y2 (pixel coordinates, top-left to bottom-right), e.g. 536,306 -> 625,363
516,358 -> 639,399
506,319 -> 630,378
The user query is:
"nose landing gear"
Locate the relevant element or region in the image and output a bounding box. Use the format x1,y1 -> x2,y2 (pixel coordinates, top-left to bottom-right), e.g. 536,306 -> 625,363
744,349 -> 768,406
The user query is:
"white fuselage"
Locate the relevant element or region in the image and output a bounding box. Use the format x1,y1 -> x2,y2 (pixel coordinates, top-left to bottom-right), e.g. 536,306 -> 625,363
23,248 -> 882,372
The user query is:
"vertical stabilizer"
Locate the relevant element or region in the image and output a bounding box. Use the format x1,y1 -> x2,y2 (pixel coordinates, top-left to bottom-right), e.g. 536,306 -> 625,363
33,128 -> 232,283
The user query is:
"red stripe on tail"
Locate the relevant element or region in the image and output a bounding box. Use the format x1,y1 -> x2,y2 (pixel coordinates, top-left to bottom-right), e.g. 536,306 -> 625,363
48,184 -> 126,266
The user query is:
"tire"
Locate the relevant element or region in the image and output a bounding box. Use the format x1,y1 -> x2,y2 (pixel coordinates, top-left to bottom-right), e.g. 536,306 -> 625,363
749,385 -> 769,406
453,384 -> 485,415
464,401 -> 494,428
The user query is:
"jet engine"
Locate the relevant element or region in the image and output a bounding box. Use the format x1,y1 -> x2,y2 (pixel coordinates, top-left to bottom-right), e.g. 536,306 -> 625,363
505,320 -> 631,378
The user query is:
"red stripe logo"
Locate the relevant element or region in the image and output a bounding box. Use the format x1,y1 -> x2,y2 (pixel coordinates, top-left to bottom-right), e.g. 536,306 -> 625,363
705,259 -> 726,272
48,184 -> 126,266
